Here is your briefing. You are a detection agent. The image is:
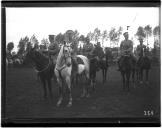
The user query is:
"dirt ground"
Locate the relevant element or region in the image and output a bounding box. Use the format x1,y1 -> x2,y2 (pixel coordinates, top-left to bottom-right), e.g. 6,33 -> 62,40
5,65 -> 160,121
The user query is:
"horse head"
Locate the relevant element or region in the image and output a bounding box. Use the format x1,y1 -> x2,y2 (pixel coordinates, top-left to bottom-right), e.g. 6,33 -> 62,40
56,43 -> 72,68
63,44 -> 72,67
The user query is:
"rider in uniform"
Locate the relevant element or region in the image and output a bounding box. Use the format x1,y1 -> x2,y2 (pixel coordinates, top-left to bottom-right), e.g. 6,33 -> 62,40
48,35 -> 60,65
93,42 -> 105,59
117,32 -> 136,71
93,42 -> 105,71
83,37 -> 94,58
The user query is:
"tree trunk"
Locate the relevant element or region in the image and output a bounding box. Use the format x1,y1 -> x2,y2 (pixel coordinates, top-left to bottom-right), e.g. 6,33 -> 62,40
147,35 -> 149,48
102,39 -> 104,47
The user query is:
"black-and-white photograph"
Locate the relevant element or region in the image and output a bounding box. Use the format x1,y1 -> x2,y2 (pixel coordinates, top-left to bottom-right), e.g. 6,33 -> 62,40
3,4 -> 160,126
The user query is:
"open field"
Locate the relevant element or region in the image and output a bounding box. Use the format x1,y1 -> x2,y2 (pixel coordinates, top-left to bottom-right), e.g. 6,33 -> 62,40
5,65 -> 160,120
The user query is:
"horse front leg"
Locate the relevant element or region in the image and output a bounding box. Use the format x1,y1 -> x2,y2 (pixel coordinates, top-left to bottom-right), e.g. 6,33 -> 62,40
47,78 -> 53,99
104,68 -> 108,83
145,69 -> 149,85
121,72 -> 125,91
81,73 -> 88,98
66,76 -> 72,107
102,69 -> 105,84
126,72 -> 131,91
56,78 -> 63,107
140,69 -> 143,84
136,69 -> 139,82
132,69 -> 136,88
90,72 -> 96,93
40,77 -> 47,99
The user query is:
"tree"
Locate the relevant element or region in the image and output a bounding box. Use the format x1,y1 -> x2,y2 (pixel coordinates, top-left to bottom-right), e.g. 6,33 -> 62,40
135,26 -> 146,40
26,41 -> 32,52
55,33 -> 65,45
93,28 -> 101,43
7,42 -> 14,53
17,36 -> 29,56
41,38 -> 49,50
73,30 -> 80,48
31,35 -> 39,49
153,26 -> 160,48
109,27 -> 122,48
87,31 -> 94,41
116,27 -> 123,47
79,35 -> 85,42
73,30 -> 80,41
144,25 -> 152,48
109,28 -> 116,47
101,30 -> 108,47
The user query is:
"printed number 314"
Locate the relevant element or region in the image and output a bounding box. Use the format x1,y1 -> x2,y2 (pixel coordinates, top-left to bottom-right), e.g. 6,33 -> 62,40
144,110 -> 154,116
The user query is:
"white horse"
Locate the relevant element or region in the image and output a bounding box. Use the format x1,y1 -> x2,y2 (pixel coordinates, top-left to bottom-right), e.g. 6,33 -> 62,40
55,43 -> 90,107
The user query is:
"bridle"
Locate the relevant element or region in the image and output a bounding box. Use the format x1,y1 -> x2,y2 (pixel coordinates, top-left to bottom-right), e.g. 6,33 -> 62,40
62,45 -> 72,64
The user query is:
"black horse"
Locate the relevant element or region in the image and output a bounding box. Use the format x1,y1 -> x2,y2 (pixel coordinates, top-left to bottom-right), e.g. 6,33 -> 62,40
136,56 -> 151,84
89,57 -> 99,91
25,47 -> 55,99
99,51 -> 109,84
120,55 -> 136,91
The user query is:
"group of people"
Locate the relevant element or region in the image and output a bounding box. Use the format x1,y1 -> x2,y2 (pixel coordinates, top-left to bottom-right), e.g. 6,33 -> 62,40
46,31 -> 149,72
6,31 -> 149,71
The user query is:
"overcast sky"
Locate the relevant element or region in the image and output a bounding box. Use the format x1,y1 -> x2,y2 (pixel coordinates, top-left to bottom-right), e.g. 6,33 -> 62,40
6,7 -> 159,50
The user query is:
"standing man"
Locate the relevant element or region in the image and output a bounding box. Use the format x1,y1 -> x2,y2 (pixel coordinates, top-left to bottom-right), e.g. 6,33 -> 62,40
48,35 -> 60,65
136,37 -> 147,63
117,32 -> 136,71
83,37 -> 94,58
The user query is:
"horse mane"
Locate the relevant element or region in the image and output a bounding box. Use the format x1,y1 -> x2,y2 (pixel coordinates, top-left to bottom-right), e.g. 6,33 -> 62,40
56,45 -> 64,68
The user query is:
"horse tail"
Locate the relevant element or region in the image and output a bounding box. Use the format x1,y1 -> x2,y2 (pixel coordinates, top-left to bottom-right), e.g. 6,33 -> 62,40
77,55 -> 89,78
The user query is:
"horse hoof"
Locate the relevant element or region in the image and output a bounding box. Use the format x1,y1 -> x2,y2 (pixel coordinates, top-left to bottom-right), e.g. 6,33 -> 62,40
67,102 -> 72,107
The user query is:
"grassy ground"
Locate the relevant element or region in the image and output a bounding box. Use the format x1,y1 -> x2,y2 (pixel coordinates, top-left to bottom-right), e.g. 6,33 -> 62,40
5,65 -> 160,120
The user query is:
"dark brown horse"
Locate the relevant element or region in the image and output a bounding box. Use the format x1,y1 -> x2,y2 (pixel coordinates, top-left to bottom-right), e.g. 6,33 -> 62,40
120,55 -> 136,91
136,56 -> 151,85
25,47 -> 55,99
99,54 -> 109,84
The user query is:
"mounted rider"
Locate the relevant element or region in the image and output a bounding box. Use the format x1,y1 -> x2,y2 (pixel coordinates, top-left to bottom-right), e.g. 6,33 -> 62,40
48,35 -> 60,65
93,42 -> 105,59
92,42 -> 105,71
117,32 -> 136,71
83,37 -> 94,58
